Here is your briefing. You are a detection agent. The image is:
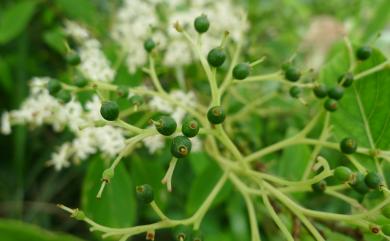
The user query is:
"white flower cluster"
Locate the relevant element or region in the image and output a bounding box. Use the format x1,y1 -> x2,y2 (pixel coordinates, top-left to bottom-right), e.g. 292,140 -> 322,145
64,20 -> 115,82
111,0 -> 248,73
1,77 -> 126,170
1,78 -> 203,169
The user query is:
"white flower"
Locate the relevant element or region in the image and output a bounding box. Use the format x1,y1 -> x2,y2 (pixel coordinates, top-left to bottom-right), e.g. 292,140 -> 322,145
64,20 -> 90,42
48,143 -> 72,171
1,112 -> 11,135
78,39 -> 115,82
142,133 -> 165,154
85,95 -> 103,121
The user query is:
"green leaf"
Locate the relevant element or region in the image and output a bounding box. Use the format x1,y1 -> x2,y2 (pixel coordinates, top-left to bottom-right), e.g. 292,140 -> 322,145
319,47 -> 390,150
0,219 -> 84,241
81,156 -> 136,228
276,128 -> 311,180
43,28 -> 67,55
0,1 -> 37,44
54,0 -> 97,24
186,161 -> 232,214
362,0 -> 390,41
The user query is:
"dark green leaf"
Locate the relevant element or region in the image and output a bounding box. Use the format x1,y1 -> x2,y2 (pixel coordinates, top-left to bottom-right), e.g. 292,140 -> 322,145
0,1 -> 37,44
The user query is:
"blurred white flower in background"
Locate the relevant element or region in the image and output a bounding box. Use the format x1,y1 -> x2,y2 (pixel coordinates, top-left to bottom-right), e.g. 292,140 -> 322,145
64,20 -> 115,82
1,112 -> 11,135
111,0 -> 248,73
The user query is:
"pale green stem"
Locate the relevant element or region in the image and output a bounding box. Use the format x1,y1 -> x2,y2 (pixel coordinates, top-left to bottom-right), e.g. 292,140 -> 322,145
150,201 -> 169,221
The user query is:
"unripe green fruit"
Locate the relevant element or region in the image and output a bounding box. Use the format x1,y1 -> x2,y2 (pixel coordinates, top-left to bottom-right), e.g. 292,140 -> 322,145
191,230 -> 203,241
382,224 -> 390,236
334,166 -> 352,183
207,106 -> 226,124
136,184 -> 154,204
144,38 -> 156,53
313,84 -> 328,98
327,86 -> 344,100
338,73 -> 354,87
356,46 -> 372,61
100,101 -> 119,121
74,76 -> 88,88
324,99 -> 338,112
154,116 -> 177,136
174,226 -> 191,241
194,14 -> 210,34
47,79 -> 62,95
182,118 -> 200,138
207,48 -> 226,67
130,95 -> 144,106
232,63 -> 251,80
56,90 -> 72,104
382,204 -> 390,219
311,180 -> 327,193
289,86 -> 301,98
66,51 -> 81,65
350,172 -> 370,194
171,135 -> 192,158
364,172 -> 382,189
116,86 -> 129,98
339,137 -> 357,154
284,67 -> 301,82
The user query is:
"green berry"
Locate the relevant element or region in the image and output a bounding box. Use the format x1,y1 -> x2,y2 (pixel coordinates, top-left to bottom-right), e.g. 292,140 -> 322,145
289,86 -> 301,98
338,73 -> 354,87
130,95 -> 144,106
56,90 -> 71,104
66,51 -> 81,66
100,101 -> 119,121
364,172 -> 382,189
154,116 -> 177,136
311,180 -> 327,193
334,166 -> 352,183
194,14 -> 210,34
116,86 -> 129,98
174,226 -> 191,241
381,204 -> 390,219
182,118 -> 200,138
207,48 -> 226,67
313,84 -> 328,98
144,38 -> 156,53
191,230 -> 203,241
284,67 -> 301,82
327,86 -> 344,100
207,106 -> 226,124
74,76 -> 88,88
232,63 -> 251,80
47,79 -> 62,95
136,184 -> 154,204
171,135 -> 192,158
356,46 -> 372,61
339,137 -> 357,154
324,99 -> 338,112
281,62 -> 291,71
350,172 -> 370,194
382,224 -> 390,236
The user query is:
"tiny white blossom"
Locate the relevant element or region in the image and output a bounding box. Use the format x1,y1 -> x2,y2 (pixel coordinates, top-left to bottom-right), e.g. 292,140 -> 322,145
142,133 -> 165,154
1,112 -> 11,135
48,143 -> 72,171
64,20 -> 90,42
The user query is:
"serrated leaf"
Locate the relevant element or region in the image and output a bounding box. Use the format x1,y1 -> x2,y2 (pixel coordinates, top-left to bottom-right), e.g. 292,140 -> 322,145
319,47 -> 390,150
0,1 -> 37,44
0,219 -> 84,241
81,156 -> 136,228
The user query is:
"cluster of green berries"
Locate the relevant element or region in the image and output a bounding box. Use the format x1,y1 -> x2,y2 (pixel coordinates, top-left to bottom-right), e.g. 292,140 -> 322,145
47,79 -> 72,104
333,166 -> 382,193
153,116 -> 200,159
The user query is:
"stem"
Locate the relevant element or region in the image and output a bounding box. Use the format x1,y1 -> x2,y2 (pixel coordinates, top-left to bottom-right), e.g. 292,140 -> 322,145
150,201 -> 169,221
161,157 -> 179,192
